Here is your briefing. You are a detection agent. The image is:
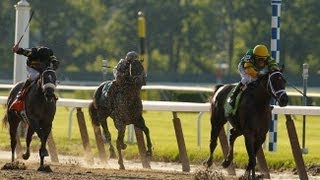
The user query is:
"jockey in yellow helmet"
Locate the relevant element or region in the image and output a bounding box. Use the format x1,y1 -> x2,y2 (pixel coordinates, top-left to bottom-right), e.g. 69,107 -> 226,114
227,44 -> 280,107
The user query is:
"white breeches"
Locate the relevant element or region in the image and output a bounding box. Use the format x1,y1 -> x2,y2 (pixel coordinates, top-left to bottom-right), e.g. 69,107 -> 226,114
27,67 -> 40,81
238,63 -> 257,85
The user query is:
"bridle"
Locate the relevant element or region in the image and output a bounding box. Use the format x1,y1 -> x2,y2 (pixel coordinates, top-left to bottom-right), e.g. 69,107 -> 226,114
267,71 -> 287,102
41,69 -> 57,101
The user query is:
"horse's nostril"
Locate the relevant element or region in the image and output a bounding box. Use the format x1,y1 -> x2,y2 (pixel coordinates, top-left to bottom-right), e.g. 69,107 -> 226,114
279,95 -> 288,107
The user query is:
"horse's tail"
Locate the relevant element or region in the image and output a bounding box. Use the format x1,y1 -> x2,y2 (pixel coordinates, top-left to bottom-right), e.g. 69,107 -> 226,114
2,113 -> 8,129
209,84 -> 224,103
90,82 -> 105,126
89,101 -> 100,126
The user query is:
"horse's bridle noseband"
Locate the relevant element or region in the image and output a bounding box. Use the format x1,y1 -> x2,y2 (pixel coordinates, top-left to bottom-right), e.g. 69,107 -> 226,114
267,71 -> 286,102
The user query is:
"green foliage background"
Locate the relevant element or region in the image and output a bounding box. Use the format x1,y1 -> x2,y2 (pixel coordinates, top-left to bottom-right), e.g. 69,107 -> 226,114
0,0 -> 319,83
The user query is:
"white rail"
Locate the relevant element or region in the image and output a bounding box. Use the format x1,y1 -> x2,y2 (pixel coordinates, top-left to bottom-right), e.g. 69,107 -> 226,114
1,96 -> 319,147
1,84 -> 319,97
1,96 -> 320,115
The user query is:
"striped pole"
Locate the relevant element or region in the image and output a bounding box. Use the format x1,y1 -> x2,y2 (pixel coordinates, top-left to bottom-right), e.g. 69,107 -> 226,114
269,0 -> 282,152
138,11 -> 147,74
127,11 -> 148,144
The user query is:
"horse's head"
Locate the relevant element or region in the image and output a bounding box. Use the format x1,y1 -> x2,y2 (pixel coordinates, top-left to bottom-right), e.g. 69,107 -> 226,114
41,68 -> 57,102
128,60 -> 146,88
267,70 -> 288,107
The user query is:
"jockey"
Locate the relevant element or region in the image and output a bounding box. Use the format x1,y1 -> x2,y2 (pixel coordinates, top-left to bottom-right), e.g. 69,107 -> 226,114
10,44 -> 60,111
227,44 -> 280,107
104,51 -> 145,105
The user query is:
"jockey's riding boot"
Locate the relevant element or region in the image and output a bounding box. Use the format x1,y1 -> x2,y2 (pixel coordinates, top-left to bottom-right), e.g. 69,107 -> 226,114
228,82 -> 244,108
9,79 -> 32,111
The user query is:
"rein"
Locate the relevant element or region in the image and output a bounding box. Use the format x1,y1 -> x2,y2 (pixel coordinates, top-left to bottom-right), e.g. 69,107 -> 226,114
267,71 -> 286,101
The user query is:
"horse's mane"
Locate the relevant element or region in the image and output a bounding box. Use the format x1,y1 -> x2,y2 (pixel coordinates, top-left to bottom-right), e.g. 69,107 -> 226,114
246,71 -> 272,90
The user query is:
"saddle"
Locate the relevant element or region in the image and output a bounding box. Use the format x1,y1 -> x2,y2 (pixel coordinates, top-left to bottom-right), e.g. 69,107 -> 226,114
10,80 -> 37,123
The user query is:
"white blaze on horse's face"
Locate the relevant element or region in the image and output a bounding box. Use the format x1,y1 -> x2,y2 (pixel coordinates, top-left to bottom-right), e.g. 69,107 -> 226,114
268,71 -> 288,106
42,70 -> 57,91
42,82 -> 56,91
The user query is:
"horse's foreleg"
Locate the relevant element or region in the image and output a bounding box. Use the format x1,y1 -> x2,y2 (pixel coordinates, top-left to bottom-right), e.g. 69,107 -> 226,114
38,125 -> 51,168
244,134 -> 256,179
222,128 -> 240,168
23,126 -> 34,160
135,116 -> 152,156
100,120 -> 116,158
116,125 -> 126,170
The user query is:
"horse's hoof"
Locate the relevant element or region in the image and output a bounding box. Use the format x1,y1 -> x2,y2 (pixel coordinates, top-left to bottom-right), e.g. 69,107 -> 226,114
222,160 -> 231,168
203,158 -> 213,168
256,174 -> 264,179
37,165 -> 52,172
119,164 -> 125,170
40,149 -> 49,157
109,151 -> 117,159
121,143 -> 127,150
22,153 -> 30,160
146,150 -> 152,157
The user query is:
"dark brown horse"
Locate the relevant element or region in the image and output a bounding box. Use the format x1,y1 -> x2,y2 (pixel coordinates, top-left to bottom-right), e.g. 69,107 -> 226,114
3,68 -> 57,171
204,70 -> 288,179
89,60 -> 152,170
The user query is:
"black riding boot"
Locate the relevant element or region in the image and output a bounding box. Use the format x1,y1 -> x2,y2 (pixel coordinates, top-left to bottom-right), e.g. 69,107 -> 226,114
228,82 -> 244,107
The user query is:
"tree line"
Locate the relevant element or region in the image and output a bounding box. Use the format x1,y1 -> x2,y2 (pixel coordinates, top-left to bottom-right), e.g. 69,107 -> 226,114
0,0 -> 319,83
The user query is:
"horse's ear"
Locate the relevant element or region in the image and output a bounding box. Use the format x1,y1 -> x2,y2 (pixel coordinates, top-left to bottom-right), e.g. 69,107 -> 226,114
280,64 -> 285,73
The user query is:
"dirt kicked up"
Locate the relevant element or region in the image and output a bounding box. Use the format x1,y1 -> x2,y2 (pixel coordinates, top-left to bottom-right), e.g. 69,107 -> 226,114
0,150 -> 319,180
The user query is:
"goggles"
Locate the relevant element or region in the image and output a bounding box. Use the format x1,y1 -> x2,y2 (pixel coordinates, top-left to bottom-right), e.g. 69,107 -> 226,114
255,56 -> 267,62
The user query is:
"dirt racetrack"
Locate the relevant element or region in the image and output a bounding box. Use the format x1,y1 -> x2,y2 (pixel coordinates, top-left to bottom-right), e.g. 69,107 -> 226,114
0,150 -> 214,180
0,160 -> 192,180
1,150 -> 320,180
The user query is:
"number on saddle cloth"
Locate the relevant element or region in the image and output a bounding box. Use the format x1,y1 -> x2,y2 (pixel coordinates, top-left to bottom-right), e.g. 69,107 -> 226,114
224,87 -> 243,117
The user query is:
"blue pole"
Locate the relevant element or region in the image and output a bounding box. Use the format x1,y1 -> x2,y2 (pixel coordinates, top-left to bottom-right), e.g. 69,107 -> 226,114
269,0 -> 282,152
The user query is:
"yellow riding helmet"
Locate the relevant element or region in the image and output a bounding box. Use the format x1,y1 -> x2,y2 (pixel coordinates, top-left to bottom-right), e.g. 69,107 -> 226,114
253,44 -> 268,57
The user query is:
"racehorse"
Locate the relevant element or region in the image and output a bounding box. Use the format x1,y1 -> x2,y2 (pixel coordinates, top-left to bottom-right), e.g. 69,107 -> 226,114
204,70 -> 288,179
88,61 -> 152,170
2,68 -> 57,172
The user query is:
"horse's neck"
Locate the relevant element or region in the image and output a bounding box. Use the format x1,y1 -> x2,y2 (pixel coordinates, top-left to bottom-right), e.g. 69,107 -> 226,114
251,80 -> 271,103
123,84 -> 141,97
28,80 -> 43,96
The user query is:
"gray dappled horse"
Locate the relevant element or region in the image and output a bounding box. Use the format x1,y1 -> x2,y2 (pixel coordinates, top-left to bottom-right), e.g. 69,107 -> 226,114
89,60 -> 152,170
3,68 -> 57,171
204,70 -> 288,179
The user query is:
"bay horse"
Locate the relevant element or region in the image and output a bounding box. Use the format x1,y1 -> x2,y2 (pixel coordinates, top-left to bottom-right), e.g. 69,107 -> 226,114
2,68 -> 57,171
89,60 -> 152,170
204,70 -> 288,179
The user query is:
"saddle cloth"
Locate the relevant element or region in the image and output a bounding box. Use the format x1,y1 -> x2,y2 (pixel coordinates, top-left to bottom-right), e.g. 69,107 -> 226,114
95,81 -> 112,107
224,87 -> 243,117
